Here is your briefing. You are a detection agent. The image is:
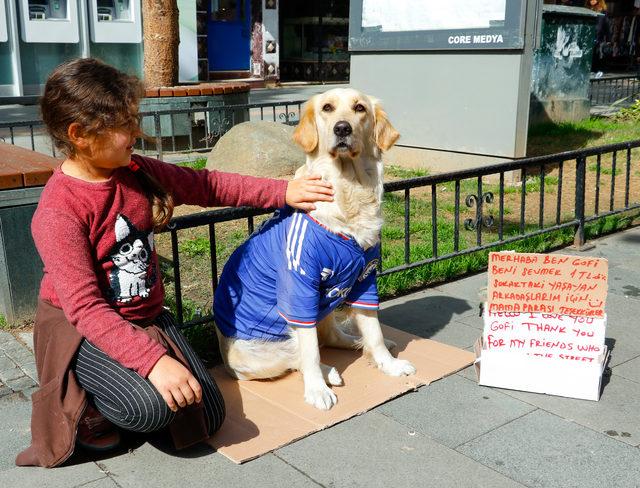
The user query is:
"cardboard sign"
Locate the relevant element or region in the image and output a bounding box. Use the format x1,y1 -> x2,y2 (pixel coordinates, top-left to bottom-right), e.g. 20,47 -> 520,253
475,337 -> 609,401
482,310 -> 606,363
477,252 -> 610,401
487,252 -> 608,317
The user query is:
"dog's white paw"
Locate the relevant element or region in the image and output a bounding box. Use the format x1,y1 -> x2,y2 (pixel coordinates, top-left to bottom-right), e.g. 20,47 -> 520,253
304,383 -> 337,410
325,367 -> 342,386
380,358 -> 416,377
320,364 -> 342,386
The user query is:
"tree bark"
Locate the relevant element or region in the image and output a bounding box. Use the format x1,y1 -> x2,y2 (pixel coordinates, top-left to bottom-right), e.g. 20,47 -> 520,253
142,0 -> 180,87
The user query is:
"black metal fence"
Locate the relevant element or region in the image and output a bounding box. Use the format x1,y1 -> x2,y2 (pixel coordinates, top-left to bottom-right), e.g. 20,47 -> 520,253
160,140 -> 640,329
137,100 -> 305,160
0,100 -> 305,159
590,75 -> 640,106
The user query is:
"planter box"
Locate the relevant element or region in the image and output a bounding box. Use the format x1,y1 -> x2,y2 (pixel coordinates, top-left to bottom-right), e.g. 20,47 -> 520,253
0,143 -> 59,324
140,83 -> 250,152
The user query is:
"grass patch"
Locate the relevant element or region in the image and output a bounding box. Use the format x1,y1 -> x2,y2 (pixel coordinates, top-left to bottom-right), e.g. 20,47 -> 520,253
385,165 -> 429,179
588,163 -> 622,176
0,315 -> 7,330
377,224 -> 576,298
176,157 -> 208,170
612,99 -> 640,123
585,212 -> 636,239
502,175 -> 559,194
527,118 -> 640,156
179,237 -> 211,257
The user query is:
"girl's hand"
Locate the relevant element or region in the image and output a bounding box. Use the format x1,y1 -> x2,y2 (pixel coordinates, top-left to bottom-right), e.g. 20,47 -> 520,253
285,174 -> 334,212
147,355 -> 203,412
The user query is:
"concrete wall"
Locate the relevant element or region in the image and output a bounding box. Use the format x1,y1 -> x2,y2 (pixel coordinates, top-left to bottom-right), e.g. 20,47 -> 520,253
351,52 -> 532,160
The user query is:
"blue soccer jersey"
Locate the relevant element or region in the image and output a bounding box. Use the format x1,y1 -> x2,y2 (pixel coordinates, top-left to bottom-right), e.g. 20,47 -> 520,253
214,207 -> 380,341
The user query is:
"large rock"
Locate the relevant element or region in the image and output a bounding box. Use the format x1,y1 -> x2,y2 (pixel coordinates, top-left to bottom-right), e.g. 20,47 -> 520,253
206,121 -> 305,177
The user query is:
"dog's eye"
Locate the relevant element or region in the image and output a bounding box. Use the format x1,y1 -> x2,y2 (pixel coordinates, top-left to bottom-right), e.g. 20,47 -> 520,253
354,104 -> 366,113
322,103 -> 334,112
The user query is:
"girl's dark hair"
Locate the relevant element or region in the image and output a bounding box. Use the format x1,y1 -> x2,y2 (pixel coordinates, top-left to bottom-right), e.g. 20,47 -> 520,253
41,57 -> 174,230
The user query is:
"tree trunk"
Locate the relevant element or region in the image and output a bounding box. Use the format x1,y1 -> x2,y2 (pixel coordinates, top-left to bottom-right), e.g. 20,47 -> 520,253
142,0 -> 180,87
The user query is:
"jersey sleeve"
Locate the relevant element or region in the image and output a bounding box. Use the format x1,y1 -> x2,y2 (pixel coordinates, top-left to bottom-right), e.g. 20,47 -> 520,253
276,215 -> 322,327
345,245 -> 380,310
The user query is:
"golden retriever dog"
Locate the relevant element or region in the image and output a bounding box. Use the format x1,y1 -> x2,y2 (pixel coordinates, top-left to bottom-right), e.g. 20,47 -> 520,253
213,88 -> 416,410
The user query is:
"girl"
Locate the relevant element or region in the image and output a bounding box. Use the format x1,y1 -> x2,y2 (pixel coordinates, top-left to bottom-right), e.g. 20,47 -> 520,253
16,58 -> 333,468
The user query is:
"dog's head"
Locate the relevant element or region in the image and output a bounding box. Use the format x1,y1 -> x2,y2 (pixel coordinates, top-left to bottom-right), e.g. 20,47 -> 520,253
293,88 -> 399,159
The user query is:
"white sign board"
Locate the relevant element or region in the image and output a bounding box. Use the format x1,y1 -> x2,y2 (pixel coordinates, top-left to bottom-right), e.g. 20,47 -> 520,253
477,253 -> 610,401
361,0 -> 506,32
482,310 -> 606,362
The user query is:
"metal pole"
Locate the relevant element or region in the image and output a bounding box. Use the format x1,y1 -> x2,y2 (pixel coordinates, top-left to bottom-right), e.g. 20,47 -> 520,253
77,0 -> 91,58
6,0 -> 24,96
574,156 -> 586,247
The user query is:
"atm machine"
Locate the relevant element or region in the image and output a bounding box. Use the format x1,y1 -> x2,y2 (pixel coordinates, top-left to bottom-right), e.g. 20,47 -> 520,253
1,0 -> 141,100
17,0 -> 80,43
87,0 -> 143,77
88,0 -> 142,43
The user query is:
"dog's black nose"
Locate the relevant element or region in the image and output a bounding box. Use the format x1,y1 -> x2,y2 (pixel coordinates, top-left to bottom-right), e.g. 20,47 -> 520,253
333,121 -> 352,137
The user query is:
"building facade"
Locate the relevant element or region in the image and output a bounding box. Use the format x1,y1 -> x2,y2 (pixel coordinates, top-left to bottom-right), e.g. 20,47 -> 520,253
190,0 -> 350,84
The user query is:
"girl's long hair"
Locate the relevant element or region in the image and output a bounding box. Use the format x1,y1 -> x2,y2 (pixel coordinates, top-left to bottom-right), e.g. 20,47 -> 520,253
40,57 -> 174,230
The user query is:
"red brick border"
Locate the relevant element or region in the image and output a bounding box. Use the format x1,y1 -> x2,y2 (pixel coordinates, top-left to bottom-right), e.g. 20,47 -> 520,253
147,82 -> 250,97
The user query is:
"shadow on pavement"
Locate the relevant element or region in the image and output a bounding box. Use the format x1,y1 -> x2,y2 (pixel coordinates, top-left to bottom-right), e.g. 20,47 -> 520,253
600,337 -> 617,395
619,231 -> 640,245
61,428 -> 216,466
379,295 -> 473,338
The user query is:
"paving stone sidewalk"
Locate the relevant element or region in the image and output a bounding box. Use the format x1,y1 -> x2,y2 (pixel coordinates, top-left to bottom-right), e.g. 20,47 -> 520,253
2,227 -> 640,488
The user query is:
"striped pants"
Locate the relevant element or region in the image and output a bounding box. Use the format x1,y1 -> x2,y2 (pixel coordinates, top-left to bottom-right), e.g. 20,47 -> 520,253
72,311 -> 225,435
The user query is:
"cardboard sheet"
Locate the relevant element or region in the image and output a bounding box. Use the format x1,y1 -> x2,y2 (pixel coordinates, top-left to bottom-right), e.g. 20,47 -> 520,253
207,325 -> 474,463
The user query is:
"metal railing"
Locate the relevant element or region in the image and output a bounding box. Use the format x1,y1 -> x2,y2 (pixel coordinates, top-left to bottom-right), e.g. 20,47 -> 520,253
590,75 -> 640,106
160,140 -> 640,328
138,100 -> 305,160
0,100 -> 305,159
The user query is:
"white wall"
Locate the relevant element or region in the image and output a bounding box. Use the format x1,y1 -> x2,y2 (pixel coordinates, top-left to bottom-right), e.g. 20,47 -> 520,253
178,0 -> 198,82
262,0 -> 279,79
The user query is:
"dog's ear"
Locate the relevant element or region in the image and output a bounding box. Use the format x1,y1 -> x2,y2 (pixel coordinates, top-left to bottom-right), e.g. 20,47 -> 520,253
373,103 -> 400,152
293,99 -> 318,153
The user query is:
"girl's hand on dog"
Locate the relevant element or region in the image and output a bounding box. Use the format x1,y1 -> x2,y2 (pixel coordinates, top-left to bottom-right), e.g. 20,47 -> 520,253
286,174 -> 334,211
148,355 -> 203,412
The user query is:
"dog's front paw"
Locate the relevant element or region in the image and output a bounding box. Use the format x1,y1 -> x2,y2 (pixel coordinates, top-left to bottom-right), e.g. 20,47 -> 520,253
380,358 -> 416,377
304,383 -> 337,410
321,364 -> 343,386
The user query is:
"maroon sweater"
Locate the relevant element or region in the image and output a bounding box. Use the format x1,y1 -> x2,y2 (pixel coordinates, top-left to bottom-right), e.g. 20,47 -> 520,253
31,154 -> 287,377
